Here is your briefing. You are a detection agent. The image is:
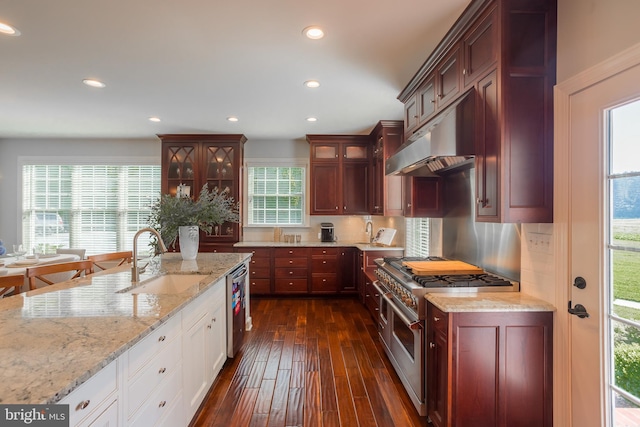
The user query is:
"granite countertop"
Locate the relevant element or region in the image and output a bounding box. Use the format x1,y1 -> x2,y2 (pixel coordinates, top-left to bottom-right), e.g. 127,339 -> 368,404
234,241 -> 404,251
0,252 -> 250,405
426,292 -> 556,313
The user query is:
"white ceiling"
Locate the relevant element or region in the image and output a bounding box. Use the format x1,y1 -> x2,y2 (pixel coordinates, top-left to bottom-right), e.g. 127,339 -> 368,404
0,0 -> 471,141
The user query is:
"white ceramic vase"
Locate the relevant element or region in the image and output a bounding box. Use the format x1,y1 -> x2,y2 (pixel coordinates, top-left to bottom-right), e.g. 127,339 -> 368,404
178,225 -> 199,260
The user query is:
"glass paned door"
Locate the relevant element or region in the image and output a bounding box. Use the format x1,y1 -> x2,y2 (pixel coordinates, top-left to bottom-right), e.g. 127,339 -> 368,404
609,99 -> 640,426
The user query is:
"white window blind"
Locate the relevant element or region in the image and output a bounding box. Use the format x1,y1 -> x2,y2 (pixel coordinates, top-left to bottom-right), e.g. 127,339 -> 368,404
22,165 -> 160,256
248,166 -> 305,225
404,218 -> 430,257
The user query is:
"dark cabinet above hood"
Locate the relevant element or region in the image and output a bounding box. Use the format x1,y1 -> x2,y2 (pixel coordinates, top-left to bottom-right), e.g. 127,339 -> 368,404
386,90 -> 476,176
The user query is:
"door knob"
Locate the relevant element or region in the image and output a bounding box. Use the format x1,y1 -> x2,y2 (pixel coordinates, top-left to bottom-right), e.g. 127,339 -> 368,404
573,276 -> 587,289
568,301 -> 590,318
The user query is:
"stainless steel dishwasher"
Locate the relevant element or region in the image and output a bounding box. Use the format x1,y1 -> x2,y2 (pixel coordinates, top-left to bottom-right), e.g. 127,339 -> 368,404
227,262 -> 248,357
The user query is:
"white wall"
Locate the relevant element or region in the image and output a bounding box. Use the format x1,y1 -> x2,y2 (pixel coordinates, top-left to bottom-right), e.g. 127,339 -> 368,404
557,0 -> 640,82
521,0 -> 640,304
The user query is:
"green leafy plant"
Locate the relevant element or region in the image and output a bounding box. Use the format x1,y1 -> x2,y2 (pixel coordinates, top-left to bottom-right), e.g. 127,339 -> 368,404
147,184 -> 239,249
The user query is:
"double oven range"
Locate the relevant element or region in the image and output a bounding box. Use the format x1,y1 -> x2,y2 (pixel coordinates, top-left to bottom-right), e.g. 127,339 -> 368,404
372,256 -> 519,416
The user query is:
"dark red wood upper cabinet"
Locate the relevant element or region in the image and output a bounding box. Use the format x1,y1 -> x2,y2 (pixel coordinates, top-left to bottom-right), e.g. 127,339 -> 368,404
159,134 -> 246,250
398,0 -> 556,223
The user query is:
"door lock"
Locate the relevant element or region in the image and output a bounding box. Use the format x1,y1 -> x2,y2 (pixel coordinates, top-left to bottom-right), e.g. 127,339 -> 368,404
568,301 -> 590,318
573,276 -> 587,289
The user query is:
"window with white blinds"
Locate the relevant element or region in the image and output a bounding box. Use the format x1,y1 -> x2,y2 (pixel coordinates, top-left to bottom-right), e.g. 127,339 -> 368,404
404,217 -> 430,257
22,165 -> 160,256
247,166 -> 305,225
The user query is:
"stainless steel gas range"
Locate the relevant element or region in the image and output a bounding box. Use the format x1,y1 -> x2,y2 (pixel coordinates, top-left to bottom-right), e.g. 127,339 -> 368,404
372,256 -> 519,416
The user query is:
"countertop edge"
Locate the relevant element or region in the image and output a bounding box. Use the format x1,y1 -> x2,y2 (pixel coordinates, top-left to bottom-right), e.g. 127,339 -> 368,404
425,292 -> 557,313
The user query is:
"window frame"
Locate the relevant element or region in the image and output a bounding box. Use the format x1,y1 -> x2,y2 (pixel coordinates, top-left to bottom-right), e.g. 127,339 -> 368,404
18,155 -> 160,255
243,158 -> 309,228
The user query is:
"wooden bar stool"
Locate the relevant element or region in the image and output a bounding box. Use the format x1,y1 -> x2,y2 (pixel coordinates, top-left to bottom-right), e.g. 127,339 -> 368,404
88,251 -> 133,272
0,274 -> 24,297
26,260 -> 94,291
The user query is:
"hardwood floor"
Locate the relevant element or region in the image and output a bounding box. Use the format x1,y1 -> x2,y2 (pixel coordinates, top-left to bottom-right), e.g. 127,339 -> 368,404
191,297 -> 428,427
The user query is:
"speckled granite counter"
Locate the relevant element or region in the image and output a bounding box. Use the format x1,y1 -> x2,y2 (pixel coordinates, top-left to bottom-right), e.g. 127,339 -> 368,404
234,241 -> 404,251
0,252 -> 250,405
426,292 -> 556,313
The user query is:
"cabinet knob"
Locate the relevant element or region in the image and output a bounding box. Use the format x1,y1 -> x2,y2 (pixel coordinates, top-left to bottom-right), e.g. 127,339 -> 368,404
344,206 -> 347,210
323,260 -> 327,264
207,324 -> 212,329
212,317 -> 216,322
76,400 -> 91,411
289,271 -> 293,275
289,260 -> 293,264
429,342 -> 435,349
335,206 -> 338,210
159,367 -> 167,374
433,316 -> 440,322
431,99 -> 436,104
158,335 -> 166,342
463,68 -> 467,75
159,400 -> 167,408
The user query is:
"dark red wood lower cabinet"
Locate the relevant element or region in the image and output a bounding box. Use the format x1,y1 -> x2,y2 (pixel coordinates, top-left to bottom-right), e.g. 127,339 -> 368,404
426,302 -> 553,427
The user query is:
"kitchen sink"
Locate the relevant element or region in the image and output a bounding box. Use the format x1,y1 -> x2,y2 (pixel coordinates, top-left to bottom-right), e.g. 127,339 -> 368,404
123,274 -> 205,294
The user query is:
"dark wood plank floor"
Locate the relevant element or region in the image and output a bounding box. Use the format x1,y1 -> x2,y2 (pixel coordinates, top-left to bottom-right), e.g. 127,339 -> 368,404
191,297 -> 427,427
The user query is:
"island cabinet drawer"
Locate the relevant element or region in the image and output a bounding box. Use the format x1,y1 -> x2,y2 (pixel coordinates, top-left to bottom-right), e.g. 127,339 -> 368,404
275,278 -> 308,293
249,278 -> 271,294
182,280 -> 224,329
60,358 -> 118,427
249,256 -> 270,269
311,258 -> 337,272
275,257 -> 308,268
311,274 -> 338,293
275,267 -> 308,279
128,314 -> 181,377
274,247 -> 310,258
127,336 -> 182,416
129,362 -> 183,427
311,247 -> 339,256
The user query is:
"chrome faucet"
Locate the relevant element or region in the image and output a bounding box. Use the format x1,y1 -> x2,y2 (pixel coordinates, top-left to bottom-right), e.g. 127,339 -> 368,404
365,220 -> 374,243
132,227 -> 167,282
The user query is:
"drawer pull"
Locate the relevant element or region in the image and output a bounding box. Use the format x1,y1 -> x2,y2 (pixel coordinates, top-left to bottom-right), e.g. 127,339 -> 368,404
433,317 -> 440,322
322,250 -> 327,254
289,271 -> 293,275
158,335 -> 166,342
159,367 -> 166,374
289,250 -> 293,254
429,342 -> 436,349
76,400 -> 91,411
289,260 -> 293,264
323,260 -> 327,264
159,400 -> 167,408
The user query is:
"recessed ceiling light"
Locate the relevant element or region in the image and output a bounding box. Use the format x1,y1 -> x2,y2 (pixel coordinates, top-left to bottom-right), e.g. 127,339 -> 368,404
0,22 -> 20,36
82,79 -> 106,88
303,26 -> 324,40
306,117 -> 318,122
227,116 -> 239,122
149,117 -> 161,122
304,80 -> 320,88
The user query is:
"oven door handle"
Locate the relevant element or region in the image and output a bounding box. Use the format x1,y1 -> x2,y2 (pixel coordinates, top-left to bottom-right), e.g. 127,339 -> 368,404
376,283 -> 422,331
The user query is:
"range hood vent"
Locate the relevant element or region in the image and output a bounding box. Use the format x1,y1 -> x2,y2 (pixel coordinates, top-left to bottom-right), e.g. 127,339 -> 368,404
386,90 -> 476,176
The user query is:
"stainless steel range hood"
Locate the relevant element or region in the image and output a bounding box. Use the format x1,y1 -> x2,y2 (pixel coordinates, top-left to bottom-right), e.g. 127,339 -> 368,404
386,89 -> 476,176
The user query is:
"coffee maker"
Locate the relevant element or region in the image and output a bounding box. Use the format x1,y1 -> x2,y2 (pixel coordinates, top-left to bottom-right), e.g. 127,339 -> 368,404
320,223 -> 335,242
